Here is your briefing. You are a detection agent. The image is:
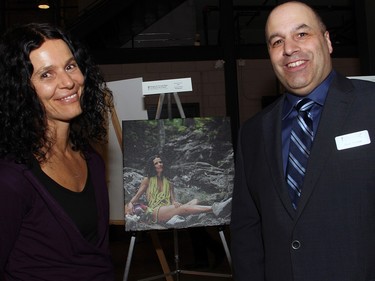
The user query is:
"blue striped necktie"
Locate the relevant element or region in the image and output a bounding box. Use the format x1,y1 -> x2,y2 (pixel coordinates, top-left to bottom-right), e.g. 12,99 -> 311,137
286,98 -> 315,209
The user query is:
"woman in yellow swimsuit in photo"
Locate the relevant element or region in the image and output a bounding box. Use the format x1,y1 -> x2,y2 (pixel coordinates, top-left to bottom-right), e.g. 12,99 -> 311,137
125,155 -> 231,224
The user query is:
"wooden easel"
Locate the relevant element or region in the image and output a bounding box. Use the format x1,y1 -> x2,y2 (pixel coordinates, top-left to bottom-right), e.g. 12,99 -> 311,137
117,92 -> 232,280
154,92 -> 186,119
110,97 -> 174,281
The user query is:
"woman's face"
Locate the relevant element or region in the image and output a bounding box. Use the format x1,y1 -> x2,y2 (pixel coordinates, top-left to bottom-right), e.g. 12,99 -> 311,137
30,39 -> 84,127
153,157 -> 164,174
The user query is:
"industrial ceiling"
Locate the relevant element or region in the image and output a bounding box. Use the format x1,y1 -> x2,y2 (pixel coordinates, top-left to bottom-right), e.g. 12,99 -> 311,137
0,0 -> 361,63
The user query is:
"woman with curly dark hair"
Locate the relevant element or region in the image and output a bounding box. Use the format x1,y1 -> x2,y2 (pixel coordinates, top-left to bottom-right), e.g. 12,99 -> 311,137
0,23 -> 114,280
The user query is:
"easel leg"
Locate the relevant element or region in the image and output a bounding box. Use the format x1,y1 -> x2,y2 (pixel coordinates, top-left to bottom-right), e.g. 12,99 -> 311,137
155,94 -> 165,119
173,229 -> 180,281
177,227 -> 232,279
150,232 -> 174,281
124,231 -> 175,281
219,229 -> 232,268
155,92 -> 186,120
123,233 -> 136,281
173,93 -> 186,118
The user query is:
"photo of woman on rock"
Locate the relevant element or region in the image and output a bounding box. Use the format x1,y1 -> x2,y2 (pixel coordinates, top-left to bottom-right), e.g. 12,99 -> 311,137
123,118 -> 233,231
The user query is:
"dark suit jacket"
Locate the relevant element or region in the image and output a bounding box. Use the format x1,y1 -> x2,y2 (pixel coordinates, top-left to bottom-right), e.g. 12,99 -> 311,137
230,73 -> 375,281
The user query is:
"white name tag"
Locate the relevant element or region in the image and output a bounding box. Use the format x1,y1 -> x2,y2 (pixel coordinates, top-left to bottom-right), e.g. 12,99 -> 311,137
335,130 -> 371,150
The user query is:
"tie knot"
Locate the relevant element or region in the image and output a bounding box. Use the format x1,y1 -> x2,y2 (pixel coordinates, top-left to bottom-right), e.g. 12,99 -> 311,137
295,98 -> 314,112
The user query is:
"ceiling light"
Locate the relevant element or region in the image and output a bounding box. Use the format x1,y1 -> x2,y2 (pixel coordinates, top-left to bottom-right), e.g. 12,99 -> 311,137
38,0 -> 50,9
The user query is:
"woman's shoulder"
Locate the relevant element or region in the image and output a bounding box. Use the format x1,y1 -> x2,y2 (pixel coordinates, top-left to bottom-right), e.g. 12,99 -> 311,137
85,145 -> 105,167
142,177 -> 151,183
0,157 -> 35,196
0,157 -> 28,175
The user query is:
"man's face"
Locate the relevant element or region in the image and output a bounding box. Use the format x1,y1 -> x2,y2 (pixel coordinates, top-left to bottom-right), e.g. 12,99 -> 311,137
265,2 -> 333,96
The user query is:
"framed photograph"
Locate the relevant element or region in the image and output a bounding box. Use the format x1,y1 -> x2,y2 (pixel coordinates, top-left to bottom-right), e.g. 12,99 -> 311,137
123,117 -> 234,231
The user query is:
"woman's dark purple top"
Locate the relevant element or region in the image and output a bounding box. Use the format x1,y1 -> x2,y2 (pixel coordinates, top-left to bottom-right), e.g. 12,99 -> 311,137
0,148 -> 114,280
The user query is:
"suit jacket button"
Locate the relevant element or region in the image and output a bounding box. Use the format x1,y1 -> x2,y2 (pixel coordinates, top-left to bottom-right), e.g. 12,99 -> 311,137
292,240 -> 301,250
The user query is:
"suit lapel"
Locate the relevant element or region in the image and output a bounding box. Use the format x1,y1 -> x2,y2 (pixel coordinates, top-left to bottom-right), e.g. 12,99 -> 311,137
296,74 -> 356,216
263,97 -> 296,217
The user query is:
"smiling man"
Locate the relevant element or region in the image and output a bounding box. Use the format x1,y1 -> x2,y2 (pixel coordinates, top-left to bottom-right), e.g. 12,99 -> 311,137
230,1 -> 375,281
265,1 -> 333,96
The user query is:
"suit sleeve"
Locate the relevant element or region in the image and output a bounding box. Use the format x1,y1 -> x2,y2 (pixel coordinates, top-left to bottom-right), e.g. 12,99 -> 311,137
230,129 -> 265,281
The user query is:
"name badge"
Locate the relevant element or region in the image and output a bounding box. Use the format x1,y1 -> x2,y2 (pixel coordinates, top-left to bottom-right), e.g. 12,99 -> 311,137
335,130 -> 371,150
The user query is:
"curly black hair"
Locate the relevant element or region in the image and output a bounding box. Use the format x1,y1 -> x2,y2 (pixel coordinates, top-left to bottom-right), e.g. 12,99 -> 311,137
0,23 -> 113,165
